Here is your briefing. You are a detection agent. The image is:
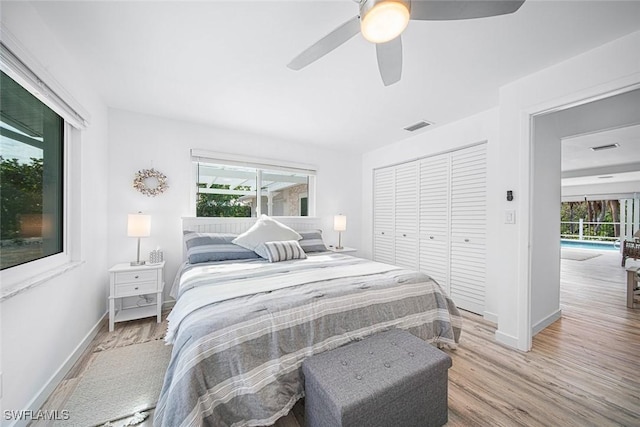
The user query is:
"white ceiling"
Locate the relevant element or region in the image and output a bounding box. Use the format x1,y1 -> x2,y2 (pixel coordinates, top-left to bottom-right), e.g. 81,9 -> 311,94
562,124 -> 640,172
562,124 -> 640,187
27,0 -> 640,152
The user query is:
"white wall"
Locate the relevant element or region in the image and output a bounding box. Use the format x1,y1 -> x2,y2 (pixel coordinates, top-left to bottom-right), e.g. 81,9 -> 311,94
361,108 -> 501,321
496,30 -> 640,350
107,109 -> 362,298
530,113 -> 562,334
0,3 -> 109,425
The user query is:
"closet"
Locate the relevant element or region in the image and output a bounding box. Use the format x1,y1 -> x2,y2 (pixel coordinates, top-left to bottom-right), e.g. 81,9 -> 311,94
373,167 -> 395,264
394,162 -> 419,269
373,143 -> 487,314
419,154 -> 450,290
373,162 -> 419,269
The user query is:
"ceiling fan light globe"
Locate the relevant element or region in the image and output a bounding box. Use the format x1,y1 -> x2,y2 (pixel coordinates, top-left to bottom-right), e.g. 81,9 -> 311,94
360,1 -> 410,44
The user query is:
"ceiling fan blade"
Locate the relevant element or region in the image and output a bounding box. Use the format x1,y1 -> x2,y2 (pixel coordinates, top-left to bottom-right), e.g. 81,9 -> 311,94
410,0 -> 525,21
376,36 -> 402,87
287,15 -> 361,71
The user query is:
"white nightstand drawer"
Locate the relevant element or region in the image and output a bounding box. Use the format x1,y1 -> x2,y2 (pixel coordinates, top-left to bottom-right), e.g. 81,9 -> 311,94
114,281 -> 158,297
114,270 -> 157,284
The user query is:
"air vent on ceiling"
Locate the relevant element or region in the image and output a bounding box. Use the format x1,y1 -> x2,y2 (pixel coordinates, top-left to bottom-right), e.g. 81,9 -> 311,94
404,120 -> 433,132
590,143 -> 619,151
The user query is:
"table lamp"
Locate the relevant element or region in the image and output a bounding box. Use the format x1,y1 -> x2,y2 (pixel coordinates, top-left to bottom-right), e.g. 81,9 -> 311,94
334,214 -> 347,250
128,212 -> 151,266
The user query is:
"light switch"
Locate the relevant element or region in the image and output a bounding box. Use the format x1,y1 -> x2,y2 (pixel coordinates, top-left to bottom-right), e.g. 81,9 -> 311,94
505,210 -> 516,224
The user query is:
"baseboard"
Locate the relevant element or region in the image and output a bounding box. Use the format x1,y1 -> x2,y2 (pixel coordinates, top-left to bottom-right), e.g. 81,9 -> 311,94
8,311 -> 108,427
532,309 -> 562,336
483,311 -> 498,324
163,298 -> 176,309
495,329 -> 519,349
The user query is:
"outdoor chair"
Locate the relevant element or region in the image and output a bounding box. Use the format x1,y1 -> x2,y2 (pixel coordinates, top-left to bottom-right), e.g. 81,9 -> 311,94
621,232 -> 640,267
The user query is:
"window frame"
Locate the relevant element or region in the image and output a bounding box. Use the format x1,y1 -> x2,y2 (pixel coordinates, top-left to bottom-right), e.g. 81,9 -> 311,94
191,149 -> 317,218
0,34 -> 86,298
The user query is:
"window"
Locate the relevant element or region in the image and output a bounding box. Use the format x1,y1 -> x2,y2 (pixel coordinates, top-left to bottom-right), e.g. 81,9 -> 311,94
0,39 -> 88,292
0,71 -> 64,270
196,163 -> 256,217
192,153 -> 316,217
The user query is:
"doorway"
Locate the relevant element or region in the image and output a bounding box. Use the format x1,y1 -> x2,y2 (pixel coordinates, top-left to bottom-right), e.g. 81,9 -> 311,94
530,88 -> 640,336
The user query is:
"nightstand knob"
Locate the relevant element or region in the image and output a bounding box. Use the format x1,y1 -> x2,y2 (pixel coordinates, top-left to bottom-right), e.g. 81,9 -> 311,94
134,275 -> 139,279
134,286 -> 139,290
381,232 -> 385,235
429,236 -> 434,239
403,234 -> 406,237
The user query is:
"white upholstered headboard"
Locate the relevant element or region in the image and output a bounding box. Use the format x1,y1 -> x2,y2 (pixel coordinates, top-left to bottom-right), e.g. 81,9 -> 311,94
181,216 -> 324,260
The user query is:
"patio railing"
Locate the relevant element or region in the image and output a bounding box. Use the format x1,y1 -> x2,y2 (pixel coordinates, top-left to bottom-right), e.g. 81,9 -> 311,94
560,220 -> 620,242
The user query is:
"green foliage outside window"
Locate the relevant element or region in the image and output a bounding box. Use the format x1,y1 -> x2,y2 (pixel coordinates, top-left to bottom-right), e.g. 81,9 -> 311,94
0,157 -> 43,240
560,200 -> 620,240
196,183 -> 252,217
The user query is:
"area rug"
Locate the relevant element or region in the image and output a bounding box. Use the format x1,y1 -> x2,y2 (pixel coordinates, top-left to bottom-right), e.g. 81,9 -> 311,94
93,317 -> 168,353
560,249 -> 602,261
54,340 -> 172,427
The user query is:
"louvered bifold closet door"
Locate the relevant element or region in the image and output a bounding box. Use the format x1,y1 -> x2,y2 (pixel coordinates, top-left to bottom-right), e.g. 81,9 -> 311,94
394,162 -> 419,269
449,144 -> 487,314
373,167 -> 395,264
419,154 -> 450,290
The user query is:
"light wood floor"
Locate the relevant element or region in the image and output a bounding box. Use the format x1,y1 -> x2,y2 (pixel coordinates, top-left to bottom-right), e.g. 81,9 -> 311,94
36,250 -> 640,426
444,250 -> 639,427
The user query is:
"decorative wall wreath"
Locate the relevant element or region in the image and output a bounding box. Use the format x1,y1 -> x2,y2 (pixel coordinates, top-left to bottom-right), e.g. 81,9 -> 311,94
133,168 -> 169,197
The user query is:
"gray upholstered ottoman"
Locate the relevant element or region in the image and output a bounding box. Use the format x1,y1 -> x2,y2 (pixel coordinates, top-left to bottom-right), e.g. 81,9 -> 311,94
302,329 -> 452,427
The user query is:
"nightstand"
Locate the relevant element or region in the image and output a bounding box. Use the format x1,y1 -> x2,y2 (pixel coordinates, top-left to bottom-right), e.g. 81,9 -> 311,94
327,246 -> 357,254
108,261 -> 165,332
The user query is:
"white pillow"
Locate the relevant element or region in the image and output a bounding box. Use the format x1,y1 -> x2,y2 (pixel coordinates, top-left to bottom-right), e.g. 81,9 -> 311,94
232,215 -> 302,258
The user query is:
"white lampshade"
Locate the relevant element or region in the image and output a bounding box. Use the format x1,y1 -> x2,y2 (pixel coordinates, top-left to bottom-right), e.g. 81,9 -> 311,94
334,215 -> 347,232
127,213 -> 151,237
360,0 -> 410,44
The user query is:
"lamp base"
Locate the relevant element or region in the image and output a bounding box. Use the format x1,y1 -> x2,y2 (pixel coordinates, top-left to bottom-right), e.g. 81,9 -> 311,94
131,237 -> 146,266
336,231 -> 344,251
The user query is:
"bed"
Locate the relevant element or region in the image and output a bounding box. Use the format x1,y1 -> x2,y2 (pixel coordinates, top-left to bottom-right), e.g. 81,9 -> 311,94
154,217 -> 462,427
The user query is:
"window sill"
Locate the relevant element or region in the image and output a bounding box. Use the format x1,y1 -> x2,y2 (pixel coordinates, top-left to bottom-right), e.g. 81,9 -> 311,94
0,260 -> 85,302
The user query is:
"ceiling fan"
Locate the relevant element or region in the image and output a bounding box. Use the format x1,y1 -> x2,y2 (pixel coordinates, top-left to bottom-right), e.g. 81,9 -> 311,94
287,0 -> 525,86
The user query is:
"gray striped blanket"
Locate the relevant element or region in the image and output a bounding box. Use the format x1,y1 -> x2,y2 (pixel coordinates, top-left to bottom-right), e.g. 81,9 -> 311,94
155,253 -> 461,427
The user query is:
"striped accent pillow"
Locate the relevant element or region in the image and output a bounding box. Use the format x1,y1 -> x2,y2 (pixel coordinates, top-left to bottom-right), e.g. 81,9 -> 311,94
298,230 -> 328,253
260,240 -> 308,263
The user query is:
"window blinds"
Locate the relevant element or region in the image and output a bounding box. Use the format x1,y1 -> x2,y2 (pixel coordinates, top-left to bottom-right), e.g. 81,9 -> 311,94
0,35 -> 90,129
